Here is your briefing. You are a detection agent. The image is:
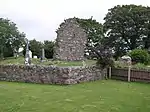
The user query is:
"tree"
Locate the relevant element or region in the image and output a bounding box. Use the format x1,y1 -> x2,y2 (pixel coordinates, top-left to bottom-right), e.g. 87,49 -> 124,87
144,7 -> 150,49
44,40 -> 55,59
0,18 -> 25,59
103,5 -> 150,59
129,49 -> 150,65
23,40 -> 54,59
3,42 -> 13,57
29,39 -> 42,58
76,17 -> 104,59
89,44 -> 114,68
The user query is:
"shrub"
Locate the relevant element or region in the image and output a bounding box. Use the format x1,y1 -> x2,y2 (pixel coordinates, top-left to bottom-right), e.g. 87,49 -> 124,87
90,44 -> 114,68
96,58 -> 114,68
129,49 -> 150,65
132,63 -> 147,70
114,61 -> 128,68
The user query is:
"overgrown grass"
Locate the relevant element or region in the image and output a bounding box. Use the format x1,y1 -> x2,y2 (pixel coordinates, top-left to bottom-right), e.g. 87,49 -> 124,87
0,80 -> 150,112
115,61 -> 150,70
0,57 -> 96,66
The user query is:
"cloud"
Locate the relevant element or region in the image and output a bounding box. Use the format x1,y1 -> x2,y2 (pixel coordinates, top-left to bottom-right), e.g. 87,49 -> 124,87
0,0 -> 149,41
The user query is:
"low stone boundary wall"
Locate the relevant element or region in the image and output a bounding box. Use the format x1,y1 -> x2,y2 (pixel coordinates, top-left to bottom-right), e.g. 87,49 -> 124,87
0,65 -> 106,85
111,68 -> 150,83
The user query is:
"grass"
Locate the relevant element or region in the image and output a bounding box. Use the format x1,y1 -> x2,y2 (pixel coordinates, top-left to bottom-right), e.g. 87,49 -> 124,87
0,80 -> 150,112
0,57 -> 96,66
115,61 -> 150,70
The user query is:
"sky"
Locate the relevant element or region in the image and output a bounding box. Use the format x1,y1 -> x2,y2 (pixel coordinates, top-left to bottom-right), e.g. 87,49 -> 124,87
0,0 -> 150,41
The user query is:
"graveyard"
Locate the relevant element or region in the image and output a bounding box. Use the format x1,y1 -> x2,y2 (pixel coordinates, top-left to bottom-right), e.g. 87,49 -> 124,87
0,57 -> 96,67
0,18 -> 106,85
0,4 -> 150,112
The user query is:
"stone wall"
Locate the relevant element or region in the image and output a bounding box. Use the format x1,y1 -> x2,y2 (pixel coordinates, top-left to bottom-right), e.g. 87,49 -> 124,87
54,18 -> 87,61
0,65 -> 106,85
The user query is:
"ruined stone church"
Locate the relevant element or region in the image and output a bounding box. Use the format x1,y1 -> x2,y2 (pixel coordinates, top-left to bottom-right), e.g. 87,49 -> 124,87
54,18 -> 87,61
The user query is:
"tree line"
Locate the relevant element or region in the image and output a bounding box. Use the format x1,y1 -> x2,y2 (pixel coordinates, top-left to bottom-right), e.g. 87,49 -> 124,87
0,4 -> 150,61
0,17 -> 54,59
23,39 -> 54,59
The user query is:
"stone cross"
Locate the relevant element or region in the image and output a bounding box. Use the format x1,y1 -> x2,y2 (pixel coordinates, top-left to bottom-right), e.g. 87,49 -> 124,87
29,50 -> 32,58
40,48 -> 45,62
25,39 -> 31,65
42,48 -> 45,59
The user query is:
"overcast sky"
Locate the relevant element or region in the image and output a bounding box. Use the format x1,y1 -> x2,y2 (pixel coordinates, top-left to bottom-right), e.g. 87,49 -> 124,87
0,0 -> 149,41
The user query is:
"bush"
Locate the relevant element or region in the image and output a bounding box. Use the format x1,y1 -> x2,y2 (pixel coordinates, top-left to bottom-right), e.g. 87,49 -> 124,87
97,58 -> 114,68
90,44 -> 114,68
44,41 -> 54,59
129,49 -> 150,65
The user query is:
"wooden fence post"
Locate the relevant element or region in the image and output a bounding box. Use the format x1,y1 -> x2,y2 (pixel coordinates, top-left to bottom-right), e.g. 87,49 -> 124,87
109,67 -> 111,79
128,66 -> 131,82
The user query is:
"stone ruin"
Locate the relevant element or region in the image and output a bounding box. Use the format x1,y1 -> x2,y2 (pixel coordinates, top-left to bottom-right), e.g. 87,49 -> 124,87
0,18 -> 108,85
54,18 -> 87,61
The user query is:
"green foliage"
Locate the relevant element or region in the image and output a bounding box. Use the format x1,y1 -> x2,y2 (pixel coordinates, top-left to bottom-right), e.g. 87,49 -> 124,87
114,61 -> 150,70
103,5 -> 150,59
115,61 -> 144,69
114,61 -> 130,68
129,49 -> 150,65
90,44 -> 114,68
23,40 -> 55,59
44,40 -> 54,59
97,58 -> 114,68
29,39 -> 42,58
0,18 -> 25,59
3,42 -> 13,57
132,63 -> 149,70
76,17 -> 104,59
1,80 -> 150,112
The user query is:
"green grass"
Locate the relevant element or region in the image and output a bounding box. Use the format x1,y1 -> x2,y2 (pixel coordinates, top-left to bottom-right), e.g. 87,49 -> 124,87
0,80 -> 150,112
0,57 -> 25,65
115,61 -> 150,70
0,57 -> 96,66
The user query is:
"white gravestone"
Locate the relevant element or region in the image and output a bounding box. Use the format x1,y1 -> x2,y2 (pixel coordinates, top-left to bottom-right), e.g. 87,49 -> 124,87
120,55 -> 132,66
82,60 -> 86,67
33,56 -> 38,59
29,50 -> 32,58
25,39 -> 31,65
18,48 -> 23,52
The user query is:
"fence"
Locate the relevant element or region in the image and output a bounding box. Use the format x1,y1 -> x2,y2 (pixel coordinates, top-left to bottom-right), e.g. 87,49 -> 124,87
109,67 -> 150,83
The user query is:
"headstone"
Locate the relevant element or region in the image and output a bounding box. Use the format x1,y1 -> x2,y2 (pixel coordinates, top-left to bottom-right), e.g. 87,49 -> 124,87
120,55 -> 132,66
18,47 -> 24,56
54,18 -> 87,61
18,48 -> 23,52
42,48 -> 45,59
29,50 -> 32,58
41,48 -> 45,62
82,60 -> 86,67
13,49 -> 18,58
25,39 -> 31,65
33,56 -> 38,59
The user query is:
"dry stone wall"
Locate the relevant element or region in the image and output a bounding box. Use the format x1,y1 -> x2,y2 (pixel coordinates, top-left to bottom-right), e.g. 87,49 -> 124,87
0,65 -> 106,85
54,18 -> 87,61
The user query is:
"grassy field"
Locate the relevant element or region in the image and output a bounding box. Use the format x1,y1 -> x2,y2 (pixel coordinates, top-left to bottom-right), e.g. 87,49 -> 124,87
0,80 -> 150,112
0,57 -> 96,66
